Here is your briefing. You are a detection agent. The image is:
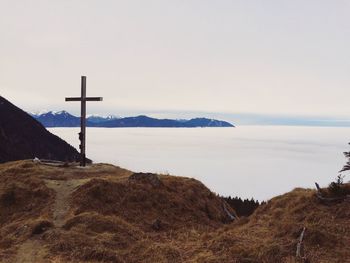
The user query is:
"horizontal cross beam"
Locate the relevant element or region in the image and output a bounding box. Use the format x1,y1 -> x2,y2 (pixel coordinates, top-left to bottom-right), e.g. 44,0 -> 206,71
65,76 -> 103,167
65,97 -> 103,102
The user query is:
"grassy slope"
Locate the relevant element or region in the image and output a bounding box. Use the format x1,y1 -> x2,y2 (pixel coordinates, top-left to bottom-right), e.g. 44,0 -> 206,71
203,188 -> 350,263
0,160 -> 349,263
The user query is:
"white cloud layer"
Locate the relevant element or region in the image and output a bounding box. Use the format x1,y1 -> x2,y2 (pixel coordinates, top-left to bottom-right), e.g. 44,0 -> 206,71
49,126 -> 350,200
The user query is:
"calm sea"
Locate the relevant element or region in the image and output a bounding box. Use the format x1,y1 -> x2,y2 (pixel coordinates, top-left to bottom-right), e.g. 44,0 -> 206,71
49,126 -> 350,200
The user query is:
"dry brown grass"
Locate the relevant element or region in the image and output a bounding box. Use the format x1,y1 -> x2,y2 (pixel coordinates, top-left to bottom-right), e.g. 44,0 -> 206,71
0,160 -> 349,263
70,175 -> 229,232
0,161 -> 55,260
203,188 -> 350,263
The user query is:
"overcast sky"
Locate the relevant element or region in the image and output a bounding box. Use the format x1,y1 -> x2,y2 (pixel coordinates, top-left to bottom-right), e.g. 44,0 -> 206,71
1,0 -> 350,118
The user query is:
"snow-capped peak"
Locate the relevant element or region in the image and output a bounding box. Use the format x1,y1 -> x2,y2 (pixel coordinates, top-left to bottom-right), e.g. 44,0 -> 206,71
29,109 -> 50,116
106,114 -> 119,120
87,114 -> 120,119
53,110 -> 69,115
29,110 -> 71,117
30,110 -> 120,120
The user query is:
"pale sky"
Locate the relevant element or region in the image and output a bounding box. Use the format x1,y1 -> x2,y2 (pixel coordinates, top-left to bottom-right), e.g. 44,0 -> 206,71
1,0 -> 350,118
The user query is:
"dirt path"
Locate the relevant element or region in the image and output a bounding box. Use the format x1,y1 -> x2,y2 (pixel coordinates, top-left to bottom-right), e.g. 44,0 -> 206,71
44,178 -> 90,227
14,239 -> 49,263
14,178 -> 90,263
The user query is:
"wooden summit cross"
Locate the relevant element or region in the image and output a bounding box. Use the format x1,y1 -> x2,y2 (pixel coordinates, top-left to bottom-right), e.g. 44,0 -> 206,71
65,76 -> 103,167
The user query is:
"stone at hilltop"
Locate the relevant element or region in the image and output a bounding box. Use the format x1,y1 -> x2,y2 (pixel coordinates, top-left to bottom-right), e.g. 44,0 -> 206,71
128,172 -> 162,187
0,96 -> 80,163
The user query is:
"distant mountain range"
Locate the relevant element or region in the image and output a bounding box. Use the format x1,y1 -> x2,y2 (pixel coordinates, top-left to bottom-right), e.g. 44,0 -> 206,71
30,111 -> 234,128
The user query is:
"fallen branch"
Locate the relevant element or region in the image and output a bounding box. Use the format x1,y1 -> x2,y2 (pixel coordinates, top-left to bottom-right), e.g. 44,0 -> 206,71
222,202 -> 237,221
296,227 -> 306,259
315,182 -> 349,202
40,159 -> 65,164
33,158 -> 72,167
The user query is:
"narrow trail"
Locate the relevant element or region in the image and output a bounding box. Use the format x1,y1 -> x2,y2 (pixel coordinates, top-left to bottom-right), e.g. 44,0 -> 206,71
14,178 -> 90,263
44,178 -> 90,227
14,239 -> 48,263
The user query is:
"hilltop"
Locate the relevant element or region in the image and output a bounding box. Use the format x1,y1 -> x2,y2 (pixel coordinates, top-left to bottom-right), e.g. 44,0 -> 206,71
0,160 -> 235,263
0,160 -> 349,263
0,97 -> 80,164
30,111 -> 234,128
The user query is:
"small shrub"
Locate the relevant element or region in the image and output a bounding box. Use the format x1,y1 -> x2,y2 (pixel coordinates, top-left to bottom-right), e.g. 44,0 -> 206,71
328,175 -> 346,197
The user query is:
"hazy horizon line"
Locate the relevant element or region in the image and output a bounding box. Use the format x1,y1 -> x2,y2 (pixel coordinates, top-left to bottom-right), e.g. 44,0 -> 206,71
26,108 -> 350,127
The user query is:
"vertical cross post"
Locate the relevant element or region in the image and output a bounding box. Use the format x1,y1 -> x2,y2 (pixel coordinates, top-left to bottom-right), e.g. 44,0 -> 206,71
65,76 -> 103,167
80,76 -> 87,166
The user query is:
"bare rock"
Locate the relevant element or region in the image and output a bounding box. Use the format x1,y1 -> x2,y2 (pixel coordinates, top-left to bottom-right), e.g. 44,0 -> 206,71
128,173 -> 162,187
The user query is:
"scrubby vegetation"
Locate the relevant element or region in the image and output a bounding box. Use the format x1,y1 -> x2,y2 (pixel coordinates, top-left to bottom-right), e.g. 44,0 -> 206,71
327,174 -> 349,198
324,143 -> 350,198
222,196 -> 262,217
340,143 -> 350,173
